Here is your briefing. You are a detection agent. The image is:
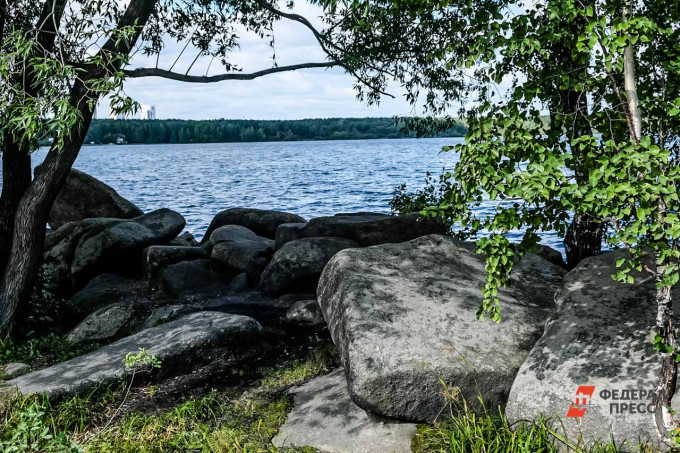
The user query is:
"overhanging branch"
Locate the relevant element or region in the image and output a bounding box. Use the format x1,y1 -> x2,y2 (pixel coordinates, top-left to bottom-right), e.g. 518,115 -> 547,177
124,61 -> 339,83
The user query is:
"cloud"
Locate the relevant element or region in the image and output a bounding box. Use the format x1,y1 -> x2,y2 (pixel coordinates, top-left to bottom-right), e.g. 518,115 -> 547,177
104,2 -> 417,120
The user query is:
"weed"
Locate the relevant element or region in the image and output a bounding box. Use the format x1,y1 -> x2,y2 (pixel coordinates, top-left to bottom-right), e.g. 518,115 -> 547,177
0,332 -> 99,368
259,344 -> 339,390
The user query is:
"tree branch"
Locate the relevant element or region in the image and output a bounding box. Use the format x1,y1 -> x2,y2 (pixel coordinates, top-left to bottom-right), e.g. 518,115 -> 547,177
123,61 -> 338,82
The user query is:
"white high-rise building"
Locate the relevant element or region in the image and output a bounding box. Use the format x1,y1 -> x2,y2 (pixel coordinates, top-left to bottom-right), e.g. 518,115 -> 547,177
140,105 -> 156,120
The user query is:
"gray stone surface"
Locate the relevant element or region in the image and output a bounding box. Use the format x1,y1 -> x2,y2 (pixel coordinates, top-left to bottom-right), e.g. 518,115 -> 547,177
275,223 -> 307,250
211,240 -> 272,277
274,370 -> 416,453
143,245 -> 210,283
505,249 -> 680,449
202,208 -> 306,241
47,168 -> 143,229
260,237 -> 358,297
41,209 -> 185,296
41,218 -> 121,298
144,304 -> 188,328
208,225 -> 261,246
318,234 -> 566,422
533,244 -> 567,269
277,212 -> 446,248
168,231 -> 199,247
9,312 -> 262,398
3,363 -> 29,378
66,302 -> 139,343
65,274 -> 147,325
285,299 -> 325,327
160,259 -> 227,296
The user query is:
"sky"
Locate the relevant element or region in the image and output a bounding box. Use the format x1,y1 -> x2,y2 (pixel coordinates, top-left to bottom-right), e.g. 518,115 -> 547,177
101,3 -> 418,121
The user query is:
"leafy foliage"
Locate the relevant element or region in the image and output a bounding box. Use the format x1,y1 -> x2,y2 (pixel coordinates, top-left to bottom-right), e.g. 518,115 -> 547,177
81,117 -> 466,145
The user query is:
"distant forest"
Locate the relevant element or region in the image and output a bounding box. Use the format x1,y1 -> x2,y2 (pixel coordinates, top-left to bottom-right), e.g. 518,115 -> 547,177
83,117 -> 467,145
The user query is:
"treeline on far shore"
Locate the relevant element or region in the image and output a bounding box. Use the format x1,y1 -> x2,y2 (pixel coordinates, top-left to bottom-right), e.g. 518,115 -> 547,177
81,117 -> 467,145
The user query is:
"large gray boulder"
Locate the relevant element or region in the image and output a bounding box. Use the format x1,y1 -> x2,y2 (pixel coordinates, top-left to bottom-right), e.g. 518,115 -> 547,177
66,302 -> 141,344
41,218 -> 121,297
276,212 -> 446,248
64,274 -> 147,325
143,245 -> 210,284
46,168 -> 143,230
318,235 -> 566,422
202,208 -> 306,241
273,369 -> 416,453
505,249 -> 680,449
41,209 -> 185,296
259,237 -> 358,297
285,299 -> 325,328
160,259 -> 227,297
208,225 -> 274,279
9,312 -> 263,398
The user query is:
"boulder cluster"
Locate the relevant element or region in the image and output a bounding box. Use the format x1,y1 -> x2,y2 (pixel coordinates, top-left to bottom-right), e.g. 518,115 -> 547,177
6,169 -> 673,451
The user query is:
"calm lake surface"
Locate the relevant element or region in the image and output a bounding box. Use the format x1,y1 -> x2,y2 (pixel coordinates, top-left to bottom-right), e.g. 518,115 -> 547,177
8,137 -> 563,250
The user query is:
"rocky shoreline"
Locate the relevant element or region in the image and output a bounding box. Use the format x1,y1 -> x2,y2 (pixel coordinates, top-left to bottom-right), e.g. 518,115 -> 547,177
1,169 -> 673,451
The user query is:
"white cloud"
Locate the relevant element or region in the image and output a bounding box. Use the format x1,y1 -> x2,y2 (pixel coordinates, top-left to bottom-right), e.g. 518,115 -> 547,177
107,2 -> 418,120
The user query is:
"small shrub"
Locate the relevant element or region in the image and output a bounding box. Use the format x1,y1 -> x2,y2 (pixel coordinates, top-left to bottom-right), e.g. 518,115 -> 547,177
390,171 -> 455,232
0,333 -> 98,368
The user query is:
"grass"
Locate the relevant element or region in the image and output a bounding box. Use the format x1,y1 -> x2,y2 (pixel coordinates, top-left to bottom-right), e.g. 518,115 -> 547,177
412,400 -> 655,453
258,344 -> 339,390
0,332 -> 100,370
0,344 -> 340,452
0,342 -> 658,452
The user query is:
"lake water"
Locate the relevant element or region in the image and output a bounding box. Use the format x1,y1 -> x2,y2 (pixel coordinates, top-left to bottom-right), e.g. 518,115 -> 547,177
5,137 -> 563,250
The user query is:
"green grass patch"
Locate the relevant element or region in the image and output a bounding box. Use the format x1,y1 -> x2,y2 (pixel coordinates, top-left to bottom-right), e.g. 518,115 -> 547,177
259,344 -> 339,390
0,345 -> 340,452
0,333 -> 99,368
412,407 -> 653,453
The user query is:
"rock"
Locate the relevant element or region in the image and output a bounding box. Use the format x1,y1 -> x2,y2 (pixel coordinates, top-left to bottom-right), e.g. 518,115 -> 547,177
277,212 -> 446,248
285,299 -> 325,327
2,363 -> 30,378
64,274 -> 147,325
160,260 -> 227,297
143,245 -> 210,283
273,369 -> 416,453
208,225 -> 262,246
41,209 -> 186,297
275,223 -> 307,250
9,312 -> 263,398
144,305 -> 188,328
211,240 -> 272,278
505,249 -> 680,449
532,244 -> 567,269
227,273 -> 250,293
194,292 -> 309,323
71,209 -> 186,284
318,234 -> 566,422
40,218 -> 122,298
202,208 -> 306,241
66,302 -> 140,344
46,168 -> 143,230
259,237 -> 359,297
168,231 -> 199,247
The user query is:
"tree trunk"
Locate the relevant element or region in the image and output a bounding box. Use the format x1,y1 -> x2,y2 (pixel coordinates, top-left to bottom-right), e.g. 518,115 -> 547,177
0,0 -> 66,276
545,0 -> 604,268
0,142 -> 32,277
654,255 -> 677,442
564,213 -> 603,268
0,96 -> 94,333
0,0 -> 157,335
